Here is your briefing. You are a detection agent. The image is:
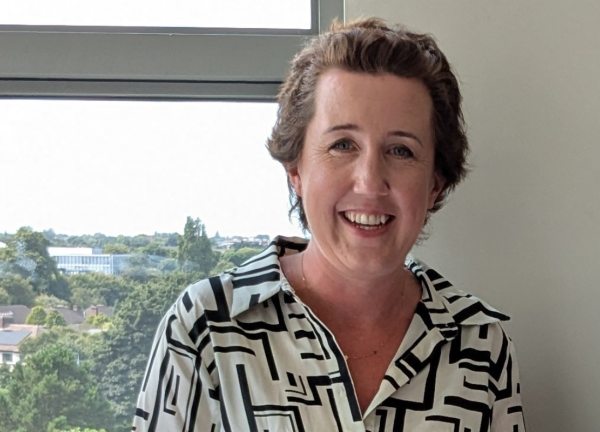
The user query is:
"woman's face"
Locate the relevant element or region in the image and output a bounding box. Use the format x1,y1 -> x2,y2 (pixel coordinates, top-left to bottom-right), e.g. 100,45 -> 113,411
288,69 -> 444,278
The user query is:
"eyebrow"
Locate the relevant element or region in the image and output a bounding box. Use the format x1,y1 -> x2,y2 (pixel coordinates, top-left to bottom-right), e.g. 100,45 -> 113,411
324,123 -> 423,146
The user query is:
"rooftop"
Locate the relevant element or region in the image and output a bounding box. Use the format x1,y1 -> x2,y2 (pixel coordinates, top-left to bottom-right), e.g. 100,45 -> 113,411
0,305 -> 31,325
0,329 -> 31,346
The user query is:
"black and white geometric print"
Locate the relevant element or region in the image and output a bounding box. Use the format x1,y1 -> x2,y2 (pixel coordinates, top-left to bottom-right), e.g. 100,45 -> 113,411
133,236 -> 525,432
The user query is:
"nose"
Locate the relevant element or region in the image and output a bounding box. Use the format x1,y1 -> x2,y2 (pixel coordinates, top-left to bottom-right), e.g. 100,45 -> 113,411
353,148 -> 389,196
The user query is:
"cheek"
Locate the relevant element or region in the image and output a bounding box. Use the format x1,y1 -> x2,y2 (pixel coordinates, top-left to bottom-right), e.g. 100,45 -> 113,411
395,177 -> 433,216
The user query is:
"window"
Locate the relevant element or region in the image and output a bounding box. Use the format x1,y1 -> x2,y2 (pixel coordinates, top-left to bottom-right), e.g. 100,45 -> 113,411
2,353 -> 13,364
0,99 -> 303,430
0,0 -> 344,100
0,2 -> 343,429
2,0 -> 312,29
0,99 -> 300,239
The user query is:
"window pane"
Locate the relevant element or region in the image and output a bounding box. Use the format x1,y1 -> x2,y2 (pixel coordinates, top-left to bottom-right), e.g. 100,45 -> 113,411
0,99 -> 303,429
0,100 -> 301,239
1,0 -> 312,29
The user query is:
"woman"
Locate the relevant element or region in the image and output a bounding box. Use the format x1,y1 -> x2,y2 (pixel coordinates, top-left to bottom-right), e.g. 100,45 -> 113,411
133,18 -> 525,432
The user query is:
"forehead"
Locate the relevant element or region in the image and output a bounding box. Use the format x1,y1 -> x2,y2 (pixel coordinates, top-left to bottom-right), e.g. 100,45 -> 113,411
312,69 -> 433,125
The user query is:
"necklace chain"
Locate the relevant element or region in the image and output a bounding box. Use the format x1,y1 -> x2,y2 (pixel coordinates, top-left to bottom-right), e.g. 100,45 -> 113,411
300,253 -> 407,361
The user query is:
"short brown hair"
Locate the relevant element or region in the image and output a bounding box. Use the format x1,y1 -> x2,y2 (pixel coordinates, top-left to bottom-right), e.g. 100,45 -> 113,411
267,18 -> 469,232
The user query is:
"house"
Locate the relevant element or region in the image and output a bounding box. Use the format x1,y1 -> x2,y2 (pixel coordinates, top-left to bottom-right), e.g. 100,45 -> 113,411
0,306 -> 31,325
83,305 -> 114,319
51,305 -> 84,326
0,324 -> 45,370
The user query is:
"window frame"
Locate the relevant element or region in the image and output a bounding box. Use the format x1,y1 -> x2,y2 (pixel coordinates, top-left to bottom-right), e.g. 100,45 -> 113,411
0,0 -> 344,100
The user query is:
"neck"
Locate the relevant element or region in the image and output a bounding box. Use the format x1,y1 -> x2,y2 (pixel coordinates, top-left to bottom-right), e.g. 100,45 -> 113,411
288,244 -> 415,327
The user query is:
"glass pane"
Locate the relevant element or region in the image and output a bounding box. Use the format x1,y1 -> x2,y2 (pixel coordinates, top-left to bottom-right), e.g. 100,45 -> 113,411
0,100 -> 301,238
1,0 -> 311,29
0,99 -> 303,431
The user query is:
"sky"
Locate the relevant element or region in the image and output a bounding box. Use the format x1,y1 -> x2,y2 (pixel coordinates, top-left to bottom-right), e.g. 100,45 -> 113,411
1,0 -> 310,28
0,100 -> 304,238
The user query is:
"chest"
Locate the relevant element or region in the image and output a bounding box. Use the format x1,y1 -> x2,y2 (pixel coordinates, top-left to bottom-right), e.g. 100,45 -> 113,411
347,351 -> 396,413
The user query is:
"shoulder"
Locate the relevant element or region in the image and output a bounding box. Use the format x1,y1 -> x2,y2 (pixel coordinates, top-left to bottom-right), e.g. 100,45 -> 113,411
169,236 -> 307,330
407,256 -> 511,327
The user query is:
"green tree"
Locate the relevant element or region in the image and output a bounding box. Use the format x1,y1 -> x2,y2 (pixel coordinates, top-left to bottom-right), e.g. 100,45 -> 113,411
35,294 -> 69,309
177,217 -> 216,274
157,258 -> 178,274
26,306 -> 47,325
0,273 -> 36,307
18,327 -> 98,364
129,236 -> 151,249
165,233 -> 178,247
139,242 -> 170,257
220,247 -> 262,267
0,228 -> 71,300
88,272 -> 197,428
0,344 -> 115,432
69,273 -> 132,309
101,244 -> 129,255
50,426 -> 108,432
211,259 -> 236,274
0,288 -> 10,305
45,310 -> 67,328
86,314 -> 111,329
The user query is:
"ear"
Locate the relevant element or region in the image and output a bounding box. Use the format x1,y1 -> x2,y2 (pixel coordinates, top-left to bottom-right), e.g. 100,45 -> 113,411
286,163 -> 303,197
428,171 -> 446,210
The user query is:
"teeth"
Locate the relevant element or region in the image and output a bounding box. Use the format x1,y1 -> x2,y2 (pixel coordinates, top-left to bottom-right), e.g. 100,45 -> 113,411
344,212 -> 390,226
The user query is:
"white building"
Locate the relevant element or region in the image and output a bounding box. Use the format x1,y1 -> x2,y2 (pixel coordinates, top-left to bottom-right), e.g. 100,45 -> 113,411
48,247 -> 129,275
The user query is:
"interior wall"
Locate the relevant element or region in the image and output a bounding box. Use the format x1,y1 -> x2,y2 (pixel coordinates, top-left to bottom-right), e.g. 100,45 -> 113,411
345,1 -> 600,431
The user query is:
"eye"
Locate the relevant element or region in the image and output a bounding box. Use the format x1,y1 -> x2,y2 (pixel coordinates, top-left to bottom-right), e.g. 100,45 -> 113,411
331,139 -> 353,151
391,145 -> 414,158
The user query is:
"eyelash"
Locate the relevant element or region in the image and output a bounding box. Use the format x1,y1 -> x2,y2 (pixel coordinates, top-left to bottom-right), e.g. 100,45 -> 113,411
330,140 -> 415,159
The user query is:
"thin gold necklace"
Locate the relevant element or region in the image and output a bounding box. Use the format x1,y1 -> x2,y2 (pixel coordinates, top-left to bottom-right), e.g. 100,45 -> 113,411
300,253 -> 407,361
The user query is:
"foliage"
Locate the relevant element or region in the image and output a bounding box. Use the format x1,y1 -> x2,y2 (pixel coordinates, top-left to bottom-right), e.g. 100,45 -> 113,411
45,310 -> 67,328
0,288 -> 9,305
26,306 -> 47,325
0,274 -> 36,307
50,426 -> 108,432
36,294 -> 70,309
0,365 -> 10,388
157,258 -> 178,274
101,244 -> 129,255
86,314 -> 111,329
220,247 -> 262,267
177,217 -> 216,274
19,327 -> 85,358
211,260 -> 236,274
0,228 -> 71,300
0,344 -> 115,432
139,242 -> 175,258
69,273 -> 132,310
88,273 -> 193,428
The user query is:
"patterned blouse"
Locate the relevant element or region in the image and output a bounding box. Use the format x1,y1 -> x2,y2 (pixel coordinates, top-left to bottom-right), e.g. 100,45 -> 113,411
133,237 -> 525,432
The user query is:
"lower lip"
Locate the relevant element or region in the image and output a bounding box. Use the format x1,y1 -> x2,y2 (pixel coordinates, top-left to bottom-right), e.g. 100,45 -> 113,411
339,213 -> 393,237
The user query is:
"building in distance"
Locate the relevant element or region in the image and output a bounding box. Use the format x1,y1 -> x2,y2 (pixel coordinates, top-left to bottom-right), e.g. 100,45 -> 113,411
48,247 -> 129,275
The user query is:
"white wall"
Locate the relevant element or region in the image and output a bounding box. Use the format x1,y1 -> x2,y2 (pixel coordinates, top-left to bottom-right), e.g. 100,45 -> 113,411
346,1 -> 600,431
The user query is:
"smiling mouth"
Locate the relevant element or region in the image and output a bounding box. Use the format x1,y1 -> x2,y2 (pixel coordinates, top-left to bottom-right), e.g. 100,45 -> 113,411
342,211 -> 394,230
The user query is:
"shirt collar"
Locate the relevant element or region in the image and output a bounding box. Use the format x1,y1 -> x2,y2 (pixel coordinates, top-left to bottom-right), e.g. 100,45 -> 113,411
405,256 -> 510,344
228,236 -> 510,330
229,236 -> 307,318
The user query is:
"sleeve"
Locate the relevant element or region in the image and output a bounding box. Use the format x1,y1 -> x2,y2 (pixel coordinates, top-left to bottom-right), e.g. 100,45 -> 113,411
490,336 -> 526,432
132,304 -> 221,432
